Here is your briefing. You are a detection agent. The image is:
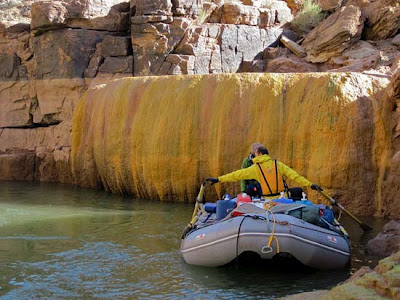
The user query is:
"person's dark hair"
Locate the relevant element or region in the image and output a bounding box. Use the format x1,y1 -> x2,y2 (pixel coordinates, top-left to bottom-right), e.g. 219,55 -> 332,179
257,147 -> 269,155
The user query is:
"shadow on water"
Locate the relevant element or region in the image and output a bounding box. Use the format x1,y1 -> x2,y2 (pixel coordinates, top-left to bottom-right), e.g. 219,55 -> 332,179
0,181 -> 388,300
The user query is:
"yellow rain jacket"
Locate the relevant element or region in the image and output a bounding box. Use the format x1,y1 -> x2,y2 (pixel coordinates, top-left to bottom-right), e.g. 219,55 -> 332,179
218,154 -> 312,196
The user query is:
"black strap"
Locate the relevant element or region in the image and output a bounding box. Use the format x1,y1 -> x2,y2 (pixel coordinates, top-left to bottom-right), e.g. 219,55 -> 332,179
257,163 -> 273,196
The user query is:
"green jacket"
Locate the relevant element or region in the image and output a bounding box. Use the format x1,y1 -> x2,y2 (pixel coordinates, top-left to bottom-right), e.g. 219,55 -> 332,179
221,154 -> 312,193
240,156 -> 257,191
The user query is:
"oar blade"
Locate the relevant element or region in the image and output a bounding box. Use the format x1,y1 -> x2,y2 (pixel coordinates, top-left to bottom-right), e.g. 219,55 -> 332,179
360,222 -> 373,231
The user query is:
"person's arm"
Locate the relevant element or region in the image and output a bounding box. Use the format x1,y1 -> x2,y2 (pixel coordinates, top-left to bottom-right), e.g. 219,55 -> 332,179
277,162 -> 312,188
219,165 -> 257,183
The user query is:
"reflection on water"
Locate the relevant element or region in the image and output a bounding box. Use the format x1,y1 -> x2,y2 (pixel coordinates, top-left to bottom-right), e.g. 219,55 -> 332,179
0,181 -> 387,299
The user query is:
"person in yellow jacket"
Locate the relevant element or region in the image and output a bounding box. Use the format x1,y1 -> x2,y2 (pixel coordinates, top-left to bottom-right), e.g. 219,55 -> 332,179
206,146 -> 323,197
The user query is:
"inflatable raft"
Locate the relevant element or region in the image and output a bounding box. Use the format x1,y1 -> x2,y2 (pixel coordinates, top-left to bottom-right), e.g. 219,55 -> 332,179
181,184 -> 351,269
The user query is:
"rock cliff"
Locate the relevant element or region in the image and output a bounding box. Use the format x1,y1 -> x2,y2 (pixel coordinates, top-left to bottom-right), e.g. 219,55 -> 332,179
1,0 -> 400,218
71,73 -> 393,217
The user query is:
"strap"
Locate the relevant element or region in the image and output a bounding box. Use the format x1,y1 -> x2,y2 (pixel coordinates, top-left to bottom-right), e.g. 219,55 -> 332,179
257,163 -> 273,196
274,160 -> 278,193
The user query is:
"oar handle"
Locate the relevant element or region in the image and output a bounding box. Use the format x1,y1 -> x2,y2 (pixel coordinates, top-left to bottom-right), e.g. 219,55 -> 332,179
317,190 -> 371,231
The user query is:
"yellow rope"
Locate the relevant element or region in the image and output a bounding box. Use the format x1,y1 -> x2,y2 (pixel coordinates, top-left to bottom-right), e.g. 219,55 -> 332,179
265,210 -> 280,253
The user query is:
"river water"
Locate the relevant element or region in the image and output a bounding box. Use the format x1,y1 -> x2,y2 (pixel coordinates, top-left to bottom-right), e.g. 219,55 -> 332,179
0,181 -> 387,299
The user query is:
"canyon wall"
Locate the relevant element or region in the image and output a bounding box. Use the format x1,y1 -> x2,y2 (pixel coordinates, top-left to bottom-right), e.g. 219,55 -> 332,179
1,0 -> 400,217
71,73 -> 392,216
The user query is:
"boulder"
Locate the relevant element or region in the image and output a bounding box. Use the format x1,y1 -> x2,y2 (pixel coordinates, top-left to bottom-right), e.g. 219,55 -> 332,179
392,34 -> 400,47
364,0 -> 400,41
30,1 -> 68,30
302,5 -> 364,63
366,220 -> 400,257
318,0 -> 343,11
282,252 -> 400,300
266,56 -> 318,72
325,40 -> 381,72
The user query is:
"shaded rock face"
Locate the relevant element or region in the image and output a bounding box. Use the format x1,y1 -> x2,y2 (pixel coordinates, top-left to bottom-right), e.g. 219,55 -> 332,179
366,220 -> 400,257
0,0 -> 132,183
363,0 -> 400,41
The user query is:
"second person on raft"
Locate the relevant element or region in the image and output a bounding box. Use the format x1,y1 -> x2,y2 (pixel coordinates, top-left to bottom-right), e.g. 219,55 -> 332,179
206,146 -> 323,197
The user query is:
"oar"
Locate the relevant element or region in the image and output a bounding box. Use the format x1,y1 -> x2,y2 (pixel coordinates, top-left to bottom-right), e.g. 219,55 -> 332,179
317,190 -> 372,231
181,182 -> 206,238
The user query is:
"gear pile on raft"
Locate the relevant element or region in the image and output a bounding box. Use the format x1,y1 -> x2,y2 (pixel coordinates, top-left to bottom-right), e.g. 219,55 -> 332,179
181,147 -> 371,270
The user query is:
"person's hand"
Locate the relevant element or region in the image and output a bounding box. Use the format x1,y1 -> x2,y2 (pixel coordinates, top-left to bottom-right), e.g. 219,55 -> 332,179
311,184 -> 323,191
206,177 -> 219,186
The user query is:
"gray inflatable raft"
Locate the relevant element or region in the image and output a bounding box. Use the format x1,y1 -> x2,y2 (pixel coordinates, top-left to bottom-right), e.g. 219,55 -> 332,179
181,203 -> 351,269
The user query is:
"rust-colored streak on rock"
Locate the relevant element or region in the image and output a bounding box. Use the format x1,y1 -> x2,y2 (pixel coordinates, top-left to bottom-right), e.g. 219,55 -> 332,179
71,73 -> 392,216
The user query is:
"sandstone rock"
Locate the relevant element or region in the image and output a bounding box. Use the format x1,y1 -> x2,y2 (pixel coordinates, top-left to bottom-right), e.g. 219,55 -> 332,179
98,56 -> 133,73
392,34 -> 400,47
263,47 -> 288,59
31,0 -> 130,32
131,0 -> 172,16
66,0 -> 129,19
0,151 -> 35,181
131,15 -> 173,24
318,0 -> 343,11
302,5 -> 364,63
220,3 -> 260,26
220,25 -> 283,72
326,40 -> 381,72
172,0 -> 202,17
285,252 -> 400,300
266,56 -> 318,72
84,43 -> 103,78
131,18 -> 190,76
241,59 -> 265,72
159,54 -> 195,75
31,28 -> 107,79
0,79 -> 32,128
260,0 -> 293,24
101,36 -> 131,57
30,1 -> 68,31
366,220 -> 400,257
66,2 -> 130,32
364,0 -> 400,41
210,1 -> 293,27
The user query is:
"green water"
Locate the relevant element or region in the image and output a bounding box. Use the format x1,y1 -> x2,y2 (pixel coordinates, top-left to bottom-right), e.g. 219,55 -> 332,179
0,181 -> 386,299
